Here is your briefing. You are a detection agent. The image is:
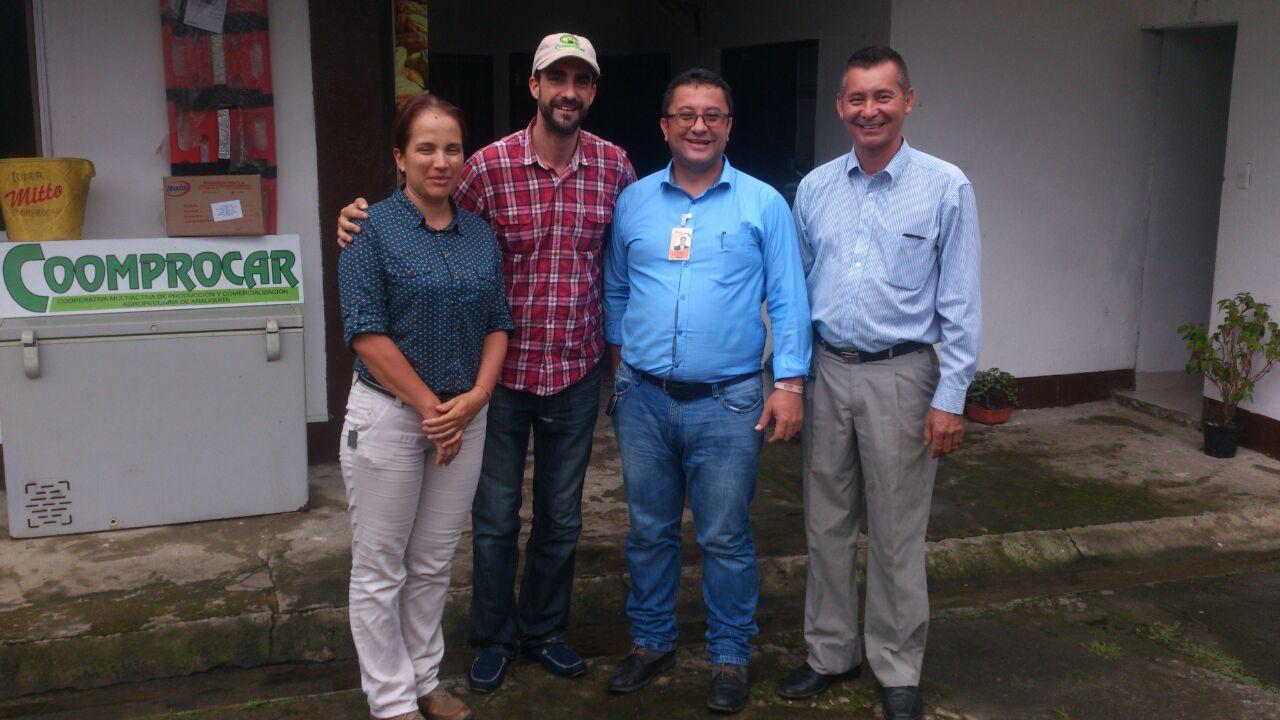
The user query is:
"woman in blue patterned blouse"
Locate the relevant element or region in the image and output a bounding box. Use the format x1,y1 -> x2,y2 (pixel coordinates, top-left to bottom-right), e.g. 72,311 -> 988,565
338,93 -> 513,720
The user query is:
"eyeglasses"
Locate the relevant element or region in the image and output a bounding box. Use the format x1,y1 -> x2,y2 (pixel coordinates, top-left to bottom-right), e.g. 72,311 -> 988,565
662,110 -> 732,128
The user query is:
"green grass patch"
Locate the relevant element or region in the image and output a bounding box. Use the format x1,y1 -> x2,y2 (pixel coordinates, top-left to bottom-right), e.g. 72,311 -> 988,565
1138,622 -> 1279,695
1081,640 -> 1123,659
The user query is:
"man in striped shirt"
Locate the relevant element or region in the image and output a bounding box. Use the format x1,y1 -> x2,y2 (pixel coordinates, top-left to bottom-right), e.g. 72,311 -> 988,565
775,47 -> 981,720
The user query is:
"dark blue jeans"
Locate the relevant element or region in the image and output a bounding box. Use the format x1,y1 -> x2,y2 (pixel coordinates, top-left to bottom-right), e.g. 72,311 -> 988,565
611,362 -> 763,665
469,364 -> 601,654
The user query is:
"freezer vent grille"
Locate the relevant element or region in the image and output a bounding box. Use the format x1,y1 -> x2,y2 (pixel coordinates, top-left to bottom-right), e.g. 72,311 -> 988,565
24,480 -> 73,528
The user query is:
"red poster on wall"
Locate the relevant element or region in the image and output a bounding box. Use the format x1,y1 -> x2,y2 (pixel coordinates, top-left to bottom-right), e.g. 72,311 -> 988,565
160,0 -> 278,233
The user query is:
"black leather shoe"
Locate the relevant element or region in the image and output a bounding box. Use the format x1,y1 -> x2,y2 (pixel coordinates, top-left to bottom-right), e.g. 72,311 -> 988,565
605,646 -> 675,694
707,663 -> 750,714
882,686 -> 924,720
776,661 -> 861,699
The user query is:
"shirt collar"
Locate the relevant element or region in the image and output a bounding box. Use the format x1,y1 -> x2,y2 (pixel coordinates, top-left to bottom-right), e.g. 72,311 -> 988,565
660,156 -> 737,195
393,187 -> 461,232
516,119 -> 590,171
845,137 -> 912,183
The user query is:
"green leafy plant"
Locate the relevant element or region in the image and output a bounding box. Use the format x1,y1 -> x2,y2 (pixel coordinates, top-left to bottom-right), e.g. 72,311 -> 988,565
966,368 -> 1018,409
1178,292 -> 1280,427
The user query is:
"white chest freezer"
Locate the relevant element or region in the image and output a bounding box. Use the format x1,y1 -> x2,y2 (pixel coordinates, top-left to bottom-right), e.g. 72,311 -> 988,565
0,305 -> 307,538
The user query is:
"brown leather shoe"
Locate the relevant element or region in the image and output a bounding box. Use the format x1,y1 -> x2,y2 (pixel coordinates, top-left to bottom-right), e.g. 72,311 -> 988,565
420,687 -> 472,720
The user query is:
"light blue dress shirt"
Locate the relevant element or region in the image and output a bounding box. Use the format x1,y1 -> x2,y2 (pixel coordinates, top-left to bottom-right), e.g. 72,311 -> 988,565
793,140 -> 981,413
604,159 -> 812,383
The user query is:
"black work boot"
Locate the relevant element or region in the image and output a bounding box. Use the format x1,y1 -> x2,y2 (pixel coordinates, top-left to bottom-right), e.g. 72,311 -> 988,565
881,686 -> 924,720
707,663 -> 750,714
776,661 -> 861,699
605,645 -> 675,694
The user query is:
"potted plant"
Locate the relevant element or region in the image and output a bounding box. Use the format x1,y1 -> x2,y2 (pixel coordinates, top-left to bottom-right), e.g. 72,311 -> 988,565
1178,292 -> 1280,458
965,368 -> 1018,425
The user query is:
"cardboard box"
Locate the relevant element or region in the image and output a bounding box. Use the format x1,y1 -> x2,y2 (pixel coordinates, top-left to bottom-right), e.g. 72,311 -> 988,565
163,175 -> 266,236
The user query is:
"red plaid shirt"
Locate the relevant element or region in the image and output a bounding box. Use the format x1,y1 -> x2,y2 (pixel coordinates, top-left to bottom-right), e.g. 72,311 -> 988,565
455,123 -> 636,396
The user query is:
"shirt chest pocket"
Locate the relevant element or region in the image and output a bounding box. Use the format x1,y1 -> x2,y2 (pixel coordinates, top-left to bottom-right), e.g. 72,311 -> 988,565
713,229 -> 760,284
882,229 -> 938,291
385,253 -> 435,288
495,209 -> 538,256
572,205 -> 612,252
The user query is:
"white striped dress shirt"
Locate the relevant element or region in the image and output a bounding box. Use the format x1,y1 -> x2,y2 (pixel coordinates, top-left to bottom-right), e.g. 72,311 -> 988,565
793,139 -> 981,413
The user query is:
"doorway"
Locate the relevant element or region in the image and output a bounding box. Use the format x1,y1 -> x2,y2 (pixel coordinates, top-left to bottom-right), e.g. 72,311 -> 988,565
429,54 -> 496,151
1132,25 -> 1237,420
719,40 -> 819,203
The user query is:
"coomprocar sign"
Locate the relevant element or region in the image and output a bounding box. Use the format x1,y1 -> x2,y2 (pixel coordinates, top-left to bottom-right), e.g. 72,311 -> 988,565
0,235 -> 303,317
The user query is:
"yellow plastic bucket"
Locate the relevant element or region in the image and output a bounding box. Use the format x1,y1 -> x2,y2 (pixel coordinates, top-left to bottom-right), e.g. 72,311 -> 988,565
0,157 -> 96,241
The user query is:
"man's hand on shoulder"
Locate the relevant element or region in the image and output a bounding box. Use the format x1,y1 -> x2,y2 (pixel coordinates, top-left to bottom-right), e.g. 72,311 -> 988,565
336,198 -> 370,249
757,378 -> 803,443
923,407 -> 965,458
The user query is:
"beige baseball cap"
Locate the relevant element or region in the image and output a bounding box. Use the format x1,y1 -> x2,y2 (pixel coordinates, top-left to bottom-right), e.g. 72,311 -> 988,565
531,33 -> 600,76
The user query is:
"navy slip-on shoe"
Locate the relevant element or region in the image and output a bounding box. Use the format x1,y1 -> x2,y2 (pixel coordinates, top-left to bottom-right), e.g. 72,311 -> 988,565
523,640 -> 587,678
468,647 -> 512,694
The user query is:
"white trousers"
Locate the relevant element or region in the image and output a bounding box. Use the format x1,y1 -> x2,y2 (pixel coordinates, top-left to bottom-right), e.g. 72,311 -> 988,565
339,380 -> 486,719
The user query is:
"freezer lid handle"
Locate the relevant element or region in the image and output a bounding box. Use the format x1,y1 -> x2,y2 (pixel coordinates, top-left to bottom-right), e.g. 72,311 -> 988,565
22,330 -> 40,379
265,320 -> 281,362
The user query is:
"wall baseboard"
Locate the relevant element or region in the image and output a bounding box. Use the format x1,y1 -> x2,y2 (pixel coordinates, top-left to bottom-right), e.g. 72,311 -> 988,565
1014,368 -> 1135,409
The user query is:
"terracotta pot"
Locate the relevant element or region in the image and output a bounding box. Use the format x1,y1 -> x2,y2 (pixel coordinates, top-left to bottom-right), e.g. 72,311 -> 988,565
1203,422 -> 1241,458
965,401 -> 1013,425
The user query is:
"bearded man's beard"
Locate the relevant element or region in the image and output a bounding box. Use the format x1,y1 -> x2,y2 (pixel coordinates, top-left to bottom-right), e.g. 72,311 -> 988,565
539,98 -> 588,135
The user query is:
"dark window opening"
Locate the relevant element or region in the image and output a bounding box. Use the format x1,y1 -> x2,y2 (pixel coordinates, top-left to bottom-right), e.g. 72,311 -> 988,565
1,0 -> 41,231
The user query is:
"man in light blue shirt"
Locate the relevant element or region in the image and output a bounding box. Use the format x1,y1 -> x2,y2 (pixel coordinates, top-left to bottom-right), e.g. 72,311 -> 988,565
602,68 -> 812,714
775,47 -> 980,720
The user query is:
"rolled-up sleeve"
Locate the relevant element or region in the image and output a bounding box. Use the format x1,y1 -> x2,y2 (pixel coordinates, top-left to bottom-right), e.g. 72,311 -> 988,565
487,246 -> 515,333
761,193 -> 813,379
603,190 -> 631,346
338,219 -> 388,348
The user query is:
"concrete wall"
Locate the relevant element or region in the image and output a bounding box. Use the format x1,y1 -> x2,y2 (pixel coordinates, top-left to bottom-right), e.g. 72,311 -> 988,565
892,0 -> 1280,421
1136,27 -> 1234,373
23,0 -> 327,420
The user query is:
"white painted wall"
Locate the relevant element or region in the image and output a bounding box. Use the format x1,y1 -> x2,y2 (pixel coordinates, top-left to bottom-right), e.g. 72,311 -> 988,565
1135,27 -> 1233,373
29,0 -> 327,420
891,0 -> 1280,421
892,0 -> 1158,381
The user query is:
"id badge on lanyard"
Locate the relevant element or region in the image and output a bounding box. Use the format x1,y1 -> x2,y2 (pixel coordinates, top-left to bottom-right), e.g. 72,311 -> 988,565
669,212 -> 692,261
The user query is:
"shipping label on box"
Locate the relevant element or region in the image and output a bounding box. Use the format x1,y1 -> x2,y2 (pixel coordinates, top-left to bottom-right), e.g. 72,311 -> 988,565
163,175 -> 265,236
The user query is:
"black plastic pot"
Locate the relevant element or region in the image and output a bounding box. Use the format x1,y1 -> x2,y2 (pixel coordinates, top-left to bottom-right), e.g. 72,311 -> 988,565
1203,422 -> 1242,458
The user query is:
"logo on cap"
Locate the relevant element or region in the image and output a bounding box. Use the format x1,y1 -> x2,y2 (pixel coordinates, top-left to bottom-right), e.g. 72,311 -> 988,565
556,35 -> 584,52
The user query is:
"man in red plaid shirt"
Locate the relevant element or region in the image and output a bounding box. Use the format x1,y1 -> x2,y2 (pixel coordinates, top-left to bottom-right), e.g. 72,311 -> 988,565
337,32 -> 635,698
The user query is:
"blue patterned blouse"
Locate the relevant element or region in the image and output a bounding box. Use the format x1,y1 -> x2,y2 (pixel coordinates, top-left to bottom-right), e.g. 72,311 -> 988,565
339,189 -> 514,396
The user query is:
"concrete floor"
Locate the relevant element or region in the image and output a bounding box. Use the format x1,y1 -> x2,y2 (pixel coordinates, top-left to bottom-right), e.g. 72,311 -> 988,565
5,397 -> 1280,713
25,563 -> 1278,720
1115,370 -> 1204,424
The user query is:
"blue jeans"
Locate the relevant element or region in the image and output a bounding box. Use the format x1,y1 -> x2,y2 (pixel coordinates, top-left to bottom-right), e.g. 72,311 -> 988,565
611,362 -> 763,665
469,364 -> 601,654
